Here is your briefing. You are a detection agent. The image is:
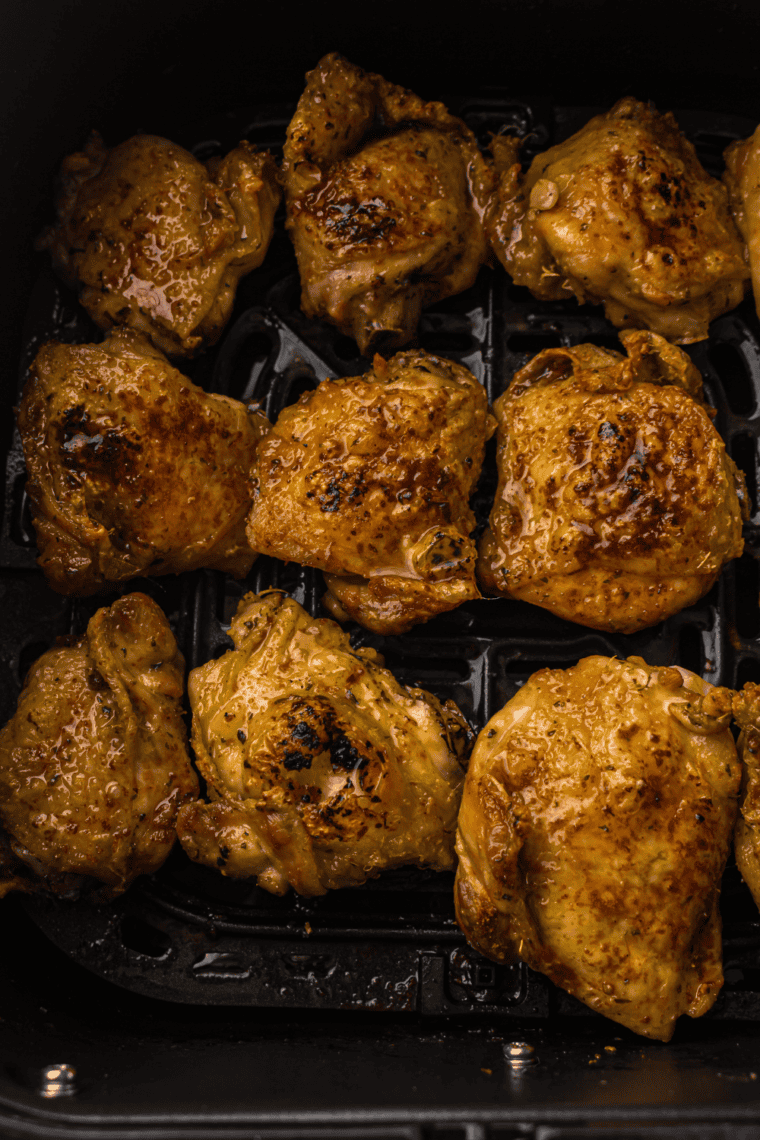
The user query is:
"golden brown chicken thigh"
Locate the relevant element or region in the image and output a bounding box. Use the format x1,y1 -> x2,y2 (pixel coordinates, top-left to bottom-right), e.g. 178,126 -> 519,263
729,683 -> 760,910
0,593 -> 197,898
282,53 -> 492,354
455,655 -> 740,1041
18,328 -> 268,595
723,127 -> 760,321
38,132 -> 280,357
246,350 -> 494,634
176,590 -> 471,896
478,330 -> 747,632
488,98 -> 748,342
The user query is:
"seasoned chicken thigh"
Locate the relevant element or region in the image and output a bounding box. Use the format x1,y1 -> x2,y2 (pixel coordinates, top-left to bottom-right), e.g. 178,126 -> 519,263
246,350 -> 494,634
282,53 -> 492,354
723,127 -> 760,321
488,98 -> 748,342
478,330 -> 747,632
729,683 -> 760,909
0,593 -> 197,898
455,655 -> 740,1041
18,328 -> 268,595
176,591 -> 471,896
38,132 -> 280,357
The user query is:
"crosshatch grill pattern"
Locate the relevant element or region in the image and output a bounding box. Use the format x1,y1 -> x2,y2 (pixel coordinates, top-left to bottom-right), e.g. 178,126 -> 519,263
5,100 -> 760,1021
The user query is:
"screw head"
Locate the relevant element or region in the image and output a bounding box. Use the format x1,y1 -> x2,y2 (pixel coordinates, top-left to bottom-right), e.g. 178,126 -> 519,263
39,1064 -> 77,1098
504,1041 -> 537,1069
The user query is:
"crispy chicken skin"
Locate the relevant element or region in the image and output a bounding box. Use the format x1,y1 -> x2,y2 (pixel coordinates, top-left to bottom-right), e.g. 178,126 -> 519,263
38,132 -> 280,357
0,593 -> 197,899
478,330 -> 747,632
724,127 -> 760,321
487,98 -> 748,342
282,53 -> 493,355
176,591 -> 472,896
246,350 -> 494,634
455,655 -> 740,1041
730,683 -> 760,909
18,328 -> 268,595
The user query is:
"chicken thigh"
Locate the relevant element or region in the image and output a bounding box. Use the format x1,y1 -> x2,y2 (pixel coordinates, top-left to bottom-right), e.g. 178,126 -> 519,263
246,350 -> 494,634
176,590 -> 472,896
478,329 -> 747,632
38,132 -> 280,357
729,682 -> 760,909
455,655 -> 740,1041
282,53 -> 492,355
487,98 -> 748,342
0,593 -> 197,898
723,126 -> 760,321
18,328 -> 268,595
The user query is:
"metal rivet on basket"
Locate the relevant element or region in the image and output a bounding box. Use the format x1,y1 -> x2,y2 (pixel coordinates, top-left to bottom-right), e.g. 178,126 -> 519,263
504,1041 -> 537,1069
38,1064 -> 77,1098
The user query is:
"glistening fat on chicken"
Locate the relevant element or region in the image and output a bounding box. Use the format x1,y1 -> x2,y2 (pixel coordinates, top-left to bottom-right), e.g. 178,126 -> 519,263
487,98 -> 748,342
723,126 -> 760,322
282,53 -> 493,355
0,593 -> 197,898
38,132 -> 281,357
454,655 -> 740,1042
729,684 -> 760,910
176,590 -> 473,896
478,329 -> 747,632
18,328 -> 269,595
246,349 -> 495,634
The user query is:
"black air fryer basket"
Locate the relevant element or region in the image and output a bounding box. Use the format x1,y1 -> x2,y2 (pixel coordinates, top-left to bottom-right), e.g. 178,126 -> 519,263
3,2 -> 760,1136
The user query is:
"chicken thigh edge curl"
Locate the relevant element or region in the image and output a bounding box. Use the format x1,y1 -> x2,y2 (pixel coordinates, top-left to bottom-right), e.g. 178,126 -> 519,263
38,131 -> 281,357
177,590 -> 473,897
486,98 -> 748,343
455,654 -> 740,1041
18,328 -> 269,595
0,592 -> 197,899
282,53 -> 494,354
247,349 -> 495,634
478,328 -> 747,632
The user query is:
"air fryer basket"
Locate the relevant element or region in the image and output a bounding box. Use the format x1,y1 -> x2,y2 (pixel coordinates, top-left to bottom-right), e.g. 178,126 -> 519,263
3,3 -> 760,1135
